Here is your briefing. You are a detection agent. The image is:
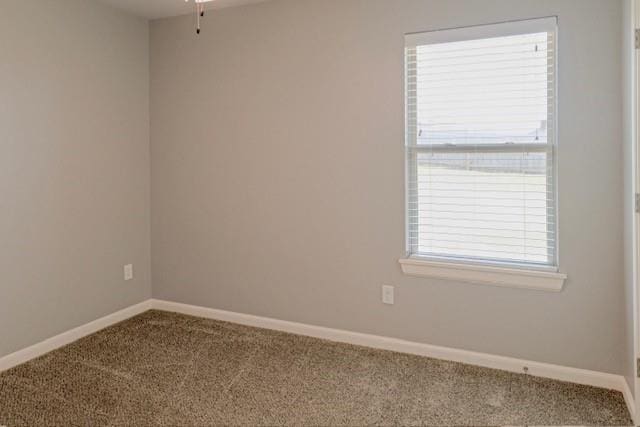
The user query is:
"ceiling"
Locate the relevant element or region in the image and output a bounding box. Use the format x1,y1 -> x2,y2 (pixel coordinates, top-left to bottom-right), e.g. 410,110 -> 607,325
98,0 -> 269,20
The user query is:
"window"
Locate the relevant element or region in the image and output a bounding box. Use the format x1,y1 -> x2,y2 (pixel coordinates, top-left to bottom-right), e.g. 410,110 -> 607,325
401,18 -> 565,290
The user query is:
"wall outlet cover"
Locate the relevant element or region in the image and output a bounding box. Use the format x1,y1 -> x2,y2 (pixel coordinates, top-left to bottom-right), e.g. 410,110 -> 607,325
124,264 -> 133,281
382,285 -> 394,305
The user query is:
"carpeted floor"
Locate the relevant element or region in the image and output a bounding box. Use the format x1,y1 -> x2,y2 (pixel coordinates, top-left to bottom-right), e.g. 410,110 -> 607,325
0,310 -> 632,426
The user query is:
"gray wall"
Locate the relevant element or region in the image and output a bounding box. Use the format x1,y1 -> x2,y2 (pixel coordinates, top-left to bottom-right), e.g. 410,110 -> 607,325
623,0 -> 636,396
0,0 -> 151,357
151,0 -> 624,374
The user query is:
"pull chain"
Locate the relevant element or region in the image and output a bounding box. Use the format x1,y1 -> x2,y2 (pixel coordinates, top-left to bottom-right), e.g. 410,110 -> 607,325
197,2 -> 200,34
187,0 -> 206,35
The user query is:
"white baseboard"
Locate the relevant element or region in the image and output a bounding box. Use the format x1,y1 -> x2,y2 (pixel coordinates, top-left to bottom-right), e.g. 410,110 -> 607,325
151,299 -> 629,395
622,379 -> 637,425
0,300 -> 152,373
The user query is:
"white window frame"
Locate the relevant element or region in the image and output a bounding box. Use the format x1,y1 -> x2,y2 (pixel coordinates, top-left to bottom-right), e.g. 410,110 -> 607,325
399,17 -> 566,291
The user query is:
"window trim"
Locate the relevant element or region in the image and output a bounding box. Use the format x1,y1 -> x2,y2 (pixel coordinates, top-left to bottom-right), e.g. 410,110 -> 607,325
399,256 -> 566,292
402,17 -> 564,289
405,17 -> 558,48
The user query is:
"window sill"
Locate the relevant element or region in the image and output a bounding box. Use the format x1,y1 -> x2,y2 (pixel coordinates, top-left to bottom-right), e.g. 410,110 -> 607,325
398,257 -> 566,292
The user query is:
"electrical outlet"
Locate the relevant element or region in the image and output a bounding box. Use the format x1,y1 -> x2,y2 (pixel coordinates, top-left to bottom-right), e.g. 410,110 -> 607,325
382,285 -> 394,305
124,264 -> 133,281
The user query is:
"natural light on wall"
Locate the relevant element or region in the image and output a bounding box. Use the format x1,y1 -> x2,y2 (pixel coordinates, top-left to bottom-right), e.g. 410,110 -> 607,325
405,18 -> 558,270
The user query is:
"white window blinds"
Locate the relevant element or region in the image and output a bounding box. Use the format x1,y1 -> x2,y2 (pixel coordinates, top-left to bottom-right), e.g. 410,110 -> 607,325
405,18 -> 558,269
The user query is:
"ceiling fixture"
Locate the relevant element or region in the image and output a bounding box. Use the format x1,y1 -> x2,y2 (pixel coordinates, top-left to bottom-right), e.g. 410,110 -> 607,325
185,0 -> 212,34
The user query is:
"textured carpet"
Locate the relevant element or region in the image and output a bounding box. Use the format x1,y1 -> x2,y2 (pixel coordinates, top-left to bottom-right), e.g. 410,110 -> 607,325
0,310 -> 632,426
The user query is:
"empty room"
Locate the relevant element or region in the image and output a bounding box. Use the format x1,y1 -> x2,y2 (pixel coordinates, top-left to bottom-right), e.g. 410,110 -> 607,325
1,0 -> 640,425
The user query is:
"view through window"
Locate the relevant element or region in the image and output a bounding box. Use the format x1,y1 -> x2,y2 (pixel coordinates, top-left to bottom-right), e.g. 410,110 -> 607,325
405,18 -> 558,268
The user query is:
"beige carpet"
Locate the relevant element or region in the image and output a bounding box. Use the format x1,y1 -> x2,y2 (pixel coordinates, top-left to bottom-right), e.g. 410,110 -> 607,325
0,310 -> 632,426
